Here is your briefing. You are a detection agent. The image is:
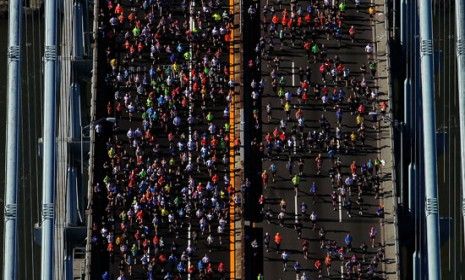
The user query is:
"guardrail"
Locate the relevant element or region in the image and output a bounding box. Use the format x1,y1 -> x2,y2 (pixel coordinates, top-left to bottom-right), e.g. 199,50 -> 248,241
84,0 -> 99,277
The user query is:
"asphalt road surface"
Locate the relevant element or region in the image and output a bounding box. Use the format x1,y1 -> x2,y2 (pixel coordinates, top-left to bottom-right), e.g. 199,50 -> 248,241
91,0 -> 232,278
256,1 -> 389,279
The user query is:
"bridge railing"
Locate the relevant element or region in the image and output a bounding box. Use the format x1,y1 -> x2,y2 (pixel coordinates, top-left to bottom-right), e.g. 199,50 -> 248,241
383,0 -> 402,277
84,0 -> 99,277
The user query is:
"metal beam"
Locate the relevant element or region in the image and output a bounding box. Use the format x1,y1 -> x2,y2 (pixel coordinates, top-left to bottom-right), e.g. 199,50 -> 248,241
418,0 -> 441,278
3,0 -> 22,278
41,0 -> 58,278
454,0 -> 465,251
400,0 -> 407,47
408,163 -> 416,212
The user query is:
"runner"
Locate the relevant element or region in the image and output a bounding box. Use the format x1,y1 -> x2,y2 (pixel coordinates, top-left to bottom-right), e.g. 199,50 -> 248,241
369,226 -> 378,248
274,232 -> 283,253
281,250 -> 289,271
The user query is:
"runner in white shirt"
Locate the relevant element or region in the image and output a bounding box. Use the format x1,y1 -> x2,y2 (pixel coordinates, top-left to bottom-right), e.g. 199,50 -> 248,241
365,43 -> 374,59
202,253 -> 210,264
281,250 -> 289,271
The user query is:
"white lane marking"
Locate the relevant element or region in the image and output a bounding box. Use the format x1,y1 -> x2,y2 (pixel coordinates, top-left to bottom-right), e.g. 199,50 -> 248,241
293,137 -> 297,155
187,223 -> 191,279
338,194 -> 342,223
292,61 -> 295,87
188,2 -> 194,279
294,189 -> 298,223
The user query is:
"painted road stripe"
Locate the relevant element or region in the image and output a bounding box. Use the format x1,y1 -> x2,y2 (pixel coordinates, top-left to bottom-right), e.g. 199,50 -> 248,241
294,189 -> 298,223
339,194 -> 343,223
187,2 -> 194,279
292,60 -> 295,87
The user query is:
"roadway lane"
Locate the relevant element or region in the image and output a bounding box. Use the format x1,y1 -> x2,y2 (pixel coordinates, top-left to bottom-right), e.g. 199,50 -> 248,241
91,0 -> 232,278
258,1 -> 388,279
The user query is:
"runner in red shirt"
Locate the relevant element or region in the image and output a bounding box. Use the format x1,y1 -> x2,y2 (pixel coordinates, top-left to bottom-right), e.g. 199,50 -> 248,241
218,261 -> 225,277
272,14 -> 279,25
314,259 -> 323,277
349,25 -> 356,42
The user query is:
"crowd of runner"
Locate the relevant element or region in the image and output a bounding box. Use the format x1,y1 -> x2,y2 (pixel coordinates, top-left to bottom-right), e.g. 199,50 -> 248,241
91,0 -> 235,279
89,0 -> 389,278
255,0 -> 387,279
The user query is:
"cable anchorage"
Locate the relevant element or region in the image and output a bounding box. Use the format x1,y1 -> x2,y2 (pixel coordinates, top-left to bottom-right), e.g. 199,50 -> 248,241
42,203 -> 55,220
457,39 -> 465,56
462,198 -> 465,216
44,45 -> 57,61
420,39 -> 433,55
425,198 -> 438,215
8,46 -> 20,62
4,204 -> 17,220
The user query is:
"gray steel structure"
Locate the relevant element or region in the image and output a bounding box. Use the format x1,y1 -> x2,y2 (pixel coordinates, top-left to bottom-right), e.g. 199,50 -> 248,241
41,0 -> 58,278
454,0 -> 465,253
3,0 -> 22,278
418,0 -> 441,279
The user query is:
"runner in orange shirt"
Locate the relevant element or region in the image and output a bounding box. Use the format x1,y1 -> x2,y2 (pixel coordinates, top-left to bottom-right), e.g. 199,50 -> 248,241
350,160 -> 357,175
261,170 -> 269,189
325,254 -> 332,276
274,232 -> 283,252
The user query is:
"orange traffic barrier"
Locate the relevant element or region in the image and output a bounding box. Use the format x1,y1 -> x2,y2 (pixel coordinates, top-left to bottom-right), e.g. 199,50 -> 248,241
228,0 -> 236,279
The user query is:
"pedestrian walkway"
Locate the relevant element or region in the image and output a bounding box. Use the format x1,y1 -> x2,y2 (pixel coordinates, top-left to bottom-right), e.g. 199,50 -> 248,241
371,0 -> 401,277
